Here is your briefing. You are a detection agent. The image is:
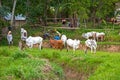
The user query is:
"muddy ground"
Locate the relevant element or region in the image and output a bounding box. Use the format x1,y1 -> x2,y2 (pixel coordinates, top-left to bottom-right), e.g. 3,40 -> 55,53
42,42 -> 120,80
42,42 -> 120,52
79,44 -> 120,52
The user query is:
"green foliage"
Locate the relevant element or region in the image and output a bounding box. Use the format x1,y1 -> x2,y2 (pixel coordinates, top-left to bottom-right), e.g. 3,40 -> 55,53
89,54 -> 120,80
51,63 -> 64,79
4,59 -> 45,80
0,19 -> 9,28
0,47 -> 11,57
102,19 -> 107,25
0,46 -> 120,80
0,6 -> 10,17
39,49 -> 61,61
1,23 -> 120,46
56,28 -> 120,42
0,48 -> 64,80
1,0 -> 120,27
11,51 -> 29,60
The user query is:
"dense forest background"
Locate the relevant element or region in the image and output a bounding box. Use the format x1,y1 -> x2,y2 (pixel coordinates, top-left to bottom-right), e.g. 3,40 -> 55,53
0,0 -> 120,28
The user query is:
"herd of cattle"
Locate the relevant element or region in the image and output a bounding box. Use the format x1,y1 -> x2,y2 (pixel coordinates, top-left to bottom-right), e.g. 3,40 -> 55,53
7,28 -> 105,54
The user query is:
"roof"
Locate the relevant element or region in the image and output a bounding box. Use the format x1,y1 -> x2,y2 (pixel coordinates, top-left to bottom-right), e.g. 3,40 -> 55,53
4,13 -> 26,20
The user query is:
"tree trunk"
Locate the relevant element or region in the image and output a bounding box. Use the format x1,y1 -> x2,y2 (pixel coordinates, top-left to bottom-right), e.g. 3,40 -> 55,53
84,19 -> 87,28
43,0 -> 49,26
70,15 -> 73,28
54,8 -> 58,23
71,12 -> 77,28
92,9 -> 96,27
26,0 -> 30,23
97,18 -> 102,27
90,8 -> 97,27
93,17 -> 96,27
0,0 -> 1,7
74,13 -> 77,27
10,0 -> 17,28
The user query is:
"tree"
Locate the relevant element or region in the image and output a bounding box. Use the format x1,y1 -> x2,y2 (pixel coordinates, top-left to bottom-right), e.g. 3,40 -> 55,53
88,0 -> 119,27
10,0 -> 17,28
50,0 -> 61,23
0,0 -> 1,7
1,0 -> 119,28
61,0 -> 88,27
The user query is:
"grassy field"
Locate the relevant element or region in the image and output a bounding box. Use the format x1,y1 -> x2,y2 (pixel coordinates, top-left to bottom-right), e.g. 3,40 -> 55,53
0,46 -> 120,80
0,24 -> 120,80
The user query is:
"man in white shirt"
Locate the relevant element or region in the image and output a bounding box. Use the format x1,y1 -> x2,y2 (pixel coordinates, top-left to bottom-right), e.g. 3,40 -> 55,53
7,31 -> 13,47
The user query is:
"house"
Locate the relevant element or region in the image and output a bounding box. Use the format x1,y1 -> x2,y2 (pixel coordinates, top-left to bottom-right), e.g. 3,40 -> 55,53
4,13 -> 26,27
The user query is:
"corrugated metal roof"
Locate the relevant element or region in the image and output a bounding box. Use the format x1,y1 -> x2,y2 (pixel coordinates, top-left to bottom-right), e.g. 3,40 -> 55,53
4,13 -> 26,20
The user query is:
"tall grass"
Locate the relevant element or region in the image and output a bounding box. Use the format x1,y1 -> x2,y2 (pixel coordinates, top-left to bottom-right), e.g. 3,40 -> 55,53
24,48 -> 120,80
88,53 -> 120,80
0,47 -> 64,80
0,46 -> 120,80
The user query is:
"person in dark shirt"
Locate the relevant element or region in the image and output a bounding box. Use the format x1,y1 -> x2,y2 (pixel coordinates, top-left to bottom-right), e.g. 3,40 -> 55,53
62,18 -> 66,27
43,32 -> 50,40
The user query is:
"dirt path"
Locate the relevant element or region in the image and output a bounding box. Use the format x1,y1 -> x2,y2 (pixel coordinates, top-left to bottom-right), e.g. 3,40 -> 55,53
43,41 -> 120,52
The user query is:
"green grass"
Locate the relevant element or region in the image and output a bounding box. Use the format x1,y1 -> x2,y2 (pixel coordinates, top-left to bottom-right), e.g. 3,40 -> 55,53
0,46 -> 120,80
88,52 -> 120,80
1,24 -> 120,46
0,23 -> 120,80
0,47 -> 64,80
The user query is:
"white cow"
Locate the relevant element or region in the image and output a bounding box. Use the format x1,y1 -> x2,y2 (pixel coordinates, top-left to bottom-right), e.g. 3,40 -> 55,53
61,35 -> 67,47
96,32 -> 105,41
85,39 -> 97,54
26,36 -> 43,50
82,31 -> 105,41
82,31 -> 96,40
66,39 -> 80,51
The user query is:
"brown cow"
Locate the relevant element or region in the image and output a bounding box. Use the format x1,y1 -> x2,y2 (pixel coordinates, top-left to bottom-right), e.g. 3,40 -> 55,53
49,39 -> 64,50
